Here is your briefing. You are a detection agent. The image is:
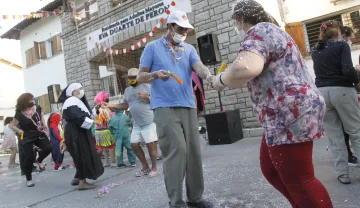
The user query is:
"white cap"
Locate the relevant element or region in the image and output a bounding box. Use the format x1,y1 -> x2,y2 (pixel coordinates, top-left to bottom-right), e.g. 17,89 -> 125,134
167,10 -> 194,29
127,68 -> 139,76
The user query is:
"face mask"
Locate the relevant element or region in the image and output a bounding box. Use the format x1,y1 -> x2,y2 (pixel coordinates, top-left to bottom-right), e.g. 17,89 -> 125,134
77,90 -> 85,99
128,79 -> 137,87
235,27 -> 246,41
172,28 -> 186,44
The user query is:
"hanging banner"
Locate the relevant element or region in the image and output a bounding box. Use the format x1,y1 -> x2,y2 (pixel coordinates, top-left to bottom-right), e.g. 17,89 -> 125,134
86,0 -> 192,51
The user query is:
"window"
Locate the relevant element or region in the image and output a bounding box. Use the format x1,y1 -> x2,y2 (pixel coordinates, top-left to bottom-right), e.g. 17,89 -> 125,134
46,35 -> 63,58
46,39 -> 55,57
102,74 -> 119,97
25,44 -> 40,67
34,97 -> 40,106
50,103 -> 62,113
34,94 -> 51,114
305,14 -> 342,52
25,35 -> 62,66
71,0 -> 98,23
304,9 -> 360,54
343,10 -> 360,45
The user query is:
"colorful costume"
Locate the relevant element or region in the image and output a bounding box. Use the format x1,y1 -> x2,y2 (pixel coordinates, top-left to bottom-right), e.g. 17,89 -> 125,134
93,92 -> 115,150
108,110 -> 136,165
48,113 -> 64,170
59,83 -> 104,181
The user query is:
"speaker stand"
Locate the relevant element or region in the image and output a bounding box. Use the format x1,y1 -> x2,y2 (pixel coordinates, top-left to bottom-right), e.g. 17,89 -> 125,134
214,66 -> 223,111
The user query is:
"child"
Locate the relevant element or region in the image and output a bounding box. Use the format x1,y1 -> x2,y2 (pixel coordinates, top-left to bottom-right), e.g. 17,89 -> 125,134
48,113 -> 65,171
93,92 -> 115,167
108,109 -> 136,168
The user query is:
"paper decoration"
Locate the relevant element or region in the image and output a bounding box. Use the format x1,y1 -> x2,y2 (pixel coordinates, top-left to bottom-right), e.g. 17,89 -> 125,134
1,10 -> 62,20
93,0 -> 178,56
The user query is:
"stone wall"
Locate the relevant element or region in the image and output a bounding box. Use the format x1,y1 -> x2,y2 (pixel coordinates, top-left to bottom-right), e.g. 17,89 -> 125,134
192,0 -> 261,128
61,0 -> 261,129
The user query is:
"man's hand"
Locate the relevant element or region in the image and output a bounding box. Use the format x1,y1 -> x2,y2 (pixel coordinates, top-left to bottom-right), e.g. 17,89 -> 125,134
101,102 -> 113,109
138,92 -> 149,99
154,70 -> 171,81
208,73 -> 226,91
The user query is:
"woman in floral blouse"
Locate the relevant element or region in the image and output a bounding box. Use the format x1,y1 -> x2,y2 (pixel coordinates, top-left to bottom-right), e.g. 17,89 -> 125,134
210,0 -> 332,207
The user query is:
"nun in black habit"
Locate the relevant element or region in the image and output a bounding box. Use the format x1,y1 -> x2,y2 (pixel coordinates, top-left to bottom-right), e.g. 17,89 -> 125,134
59,83 -> 104,190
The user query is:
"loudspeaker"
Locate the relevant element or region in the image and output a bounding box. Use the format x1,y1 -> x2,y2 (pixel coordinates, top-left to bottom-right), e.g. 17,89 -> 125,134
204,109 -> 243,145
197,34 -> 221,65
47,84 -> 62,103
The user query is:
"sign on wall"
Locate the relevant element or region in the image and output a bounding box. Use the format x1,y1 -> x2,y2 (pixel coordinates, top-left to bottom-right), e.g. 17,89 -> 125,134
86,0 -> 192,51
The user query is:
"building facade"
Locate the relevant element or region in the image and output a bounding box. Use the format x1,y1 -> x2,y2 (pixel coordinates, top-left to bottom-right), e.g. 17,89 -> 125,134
1,0 -> 67,115
59,0 -> 359,135
280,0 -> 360,80
0,59 -> 24,132
61,0 -> 283,134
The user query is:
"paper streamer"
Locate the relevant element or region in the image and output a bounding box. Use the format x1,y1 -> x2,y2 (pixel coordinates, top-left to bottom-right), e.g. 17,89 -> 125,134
94,0 -> 177,56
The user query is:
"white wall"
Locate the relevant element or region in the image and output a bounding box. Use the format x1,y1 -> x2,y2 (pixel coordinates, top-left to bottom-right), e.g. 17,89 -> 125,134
283,0 -> 360,23
20,16 -> 67,98
255,0 -> 283,25
0,62 -> 24,132
306,49 -> 360,81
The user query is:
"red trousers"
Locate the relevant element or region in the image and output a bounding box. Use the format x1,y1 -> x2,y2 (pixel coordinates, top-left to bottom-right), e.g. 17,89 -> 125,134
260,137 -> 333,208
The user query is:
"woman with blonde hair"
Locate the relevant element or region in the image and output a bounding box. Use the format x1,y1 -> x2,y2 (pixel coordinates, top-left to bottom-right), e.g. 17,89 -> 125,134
312,20 -> 360,184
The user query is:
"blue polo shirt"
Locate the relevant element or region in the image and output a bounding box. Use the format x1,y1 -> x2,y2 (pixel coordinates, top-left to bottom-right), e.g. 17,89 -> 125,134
140,36 -> 200,110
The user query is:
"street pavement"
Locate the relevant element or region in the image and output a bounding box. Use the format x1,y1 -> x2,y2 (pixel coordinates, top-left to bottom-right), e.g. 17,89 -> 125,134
0,137 -> 359,208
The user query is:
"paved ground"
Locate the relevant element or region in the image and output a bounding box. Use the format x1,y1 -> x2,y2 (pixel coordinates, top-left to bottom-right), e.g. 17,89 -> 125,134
0,137 -> 359,208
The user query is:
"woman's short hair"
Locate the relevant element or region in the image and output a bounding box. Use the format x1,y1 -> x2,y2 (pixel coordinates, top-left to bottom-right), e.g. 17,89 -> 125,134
231,0 -> 278,26
15,93 -> 34,112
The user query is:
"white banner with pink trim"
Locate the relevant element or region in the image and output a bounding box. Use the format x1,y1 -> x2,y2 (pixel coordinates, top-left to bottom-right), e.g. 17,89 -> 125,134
86,0 -> 192,52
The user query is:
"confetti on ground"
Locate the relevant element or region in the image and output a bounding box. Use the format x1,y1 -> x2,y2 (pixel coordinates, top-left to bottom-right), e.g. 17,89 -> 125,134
95,183 -> 119,198
95,170 -> 164,198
